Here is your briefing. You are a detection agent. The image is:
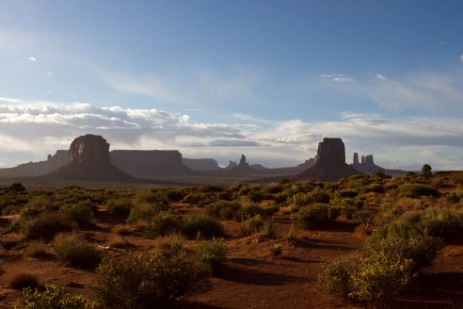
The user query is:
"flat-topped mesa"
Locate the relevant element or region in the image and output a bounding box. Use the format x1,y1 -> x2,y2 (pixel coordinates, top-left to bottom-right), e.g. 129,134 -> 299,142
295,137 -> 362,181
46,134 -> 140,182
69,134 -> 110,165
315,138 -> 346,165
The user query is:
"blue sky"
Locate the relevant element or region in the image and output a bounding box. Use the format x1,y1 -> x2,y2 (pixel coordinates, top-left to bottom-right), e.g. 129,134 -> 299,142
0,1 -> 463,170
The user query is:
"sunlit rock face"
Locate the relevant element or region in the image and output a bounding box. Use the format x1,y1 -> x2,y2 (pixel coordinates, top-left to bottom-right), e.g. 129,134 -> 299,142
69,134 -> 110,165
296,137 -> 362,181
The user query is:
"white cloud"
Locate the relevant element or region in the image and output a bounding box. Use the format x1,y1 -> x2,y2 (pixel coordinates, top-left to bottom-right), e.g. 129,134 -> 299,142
28,56 -> 37,62
460,53 -> 463,63
376,73 -> 387,80
320,73 -> 354,83
0,97 -> 463,170
47,72 -> 53,78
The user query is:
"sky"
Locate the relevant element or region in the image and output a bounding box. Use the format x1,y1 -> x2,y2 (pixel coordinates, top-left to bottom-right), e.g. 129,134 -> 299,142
0,0 -> 463,170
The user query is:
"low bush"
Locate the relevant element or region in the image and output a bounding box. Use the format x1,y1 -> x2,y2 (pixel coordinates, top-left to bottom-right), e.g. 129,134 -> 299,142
181,192 -> 216,206
364,183 -> 385,194
20,283 -> 95,309
182,214 -> 225,239
54,233 -> 104,270
93,252 -> 211,309
127,202 -> 169,224
60,201 -> 95,227
306,191 -> 331,204
23,213 -> 76,241
144,211 -> 183,237
4,272 -> 40,290
296,204 -> 340,229
240,214 -> 265,235
398,183 -> 440,198
206,201 -> 242,220
194,238 -> 227,274
106,199 -> 133,217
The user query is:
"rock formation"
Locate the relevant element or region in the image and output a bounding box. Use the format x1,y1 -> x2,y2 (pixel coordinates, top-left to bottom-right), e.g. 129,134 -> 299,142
110,150 -> 196,176
182,158 -> 220,171
296,138 -> 362,181
350,153 -> 407,176
47,134 -> 137,182
0,150 -> 68,178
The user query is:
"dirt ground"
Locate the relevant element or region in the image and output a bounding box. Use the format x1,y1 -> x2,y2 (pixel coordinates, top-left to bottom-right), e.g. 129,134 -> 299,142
1,203 -> 463,309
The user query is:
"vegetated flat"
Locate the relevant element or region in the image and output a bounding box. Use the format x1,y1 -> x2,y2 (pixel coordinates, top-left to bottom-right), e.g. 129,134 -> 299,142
1,172 -> 463,308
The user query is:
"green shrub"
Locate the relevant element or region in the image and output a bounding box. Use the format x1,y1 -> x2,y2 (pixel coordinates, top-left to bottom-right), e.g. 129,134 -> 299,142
93,252 -> 210,309
307,191 -> 331,204
206,201 -> 242,220
54,233 -> 104,270
60,202 -> 95,227
387,207 -> 463,239
296,204 -> 339,229
107,199 -> 133,217
180,192 -> 216,206
364,183 -> 385,193
144,211 -> 183,237
24,213 -> 75,241
241,214 -> 265,235
127,202 -> 169,224
194,238 -> 227,274
19,284 -> 95,309
182,214 -> 225,239
320,258 -> 356,299
133,188 -> 169,206
398,183 -> 440,198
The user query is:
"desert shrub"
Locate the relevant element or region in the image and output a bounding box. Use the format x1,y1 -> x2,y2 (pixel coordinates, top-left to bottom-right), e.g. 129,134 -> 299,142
106,199 -> 133,217
5,272 -> 40,290
59,201 -> 95,227
54,233 -> 104,270
127,202 -> 169,224
238,204 -> 273,220
321,252 -> 414,305
182,214 -> 225,239
164,187 -> 190,202
206,201 -> 242,220
180,192 -> 216,206
194,238 -> 227,274
296,204 -> 340,229
292,192 -> 308,207
270,243 -> 283,258
387,207 -> 463,239
93,252 -> 210,309
398,183 -> 440,198
133,188 -> 169,206
144,211 -> 183,237
240,214 -> 265,235
446,186 -> 463,204
364,183 -> 385,193
20,196 -> 56,220
273,191 -> 289,204
307,191 -> 331,204
338,190 -> 359,198
20,284 -> 95,309
365,235 -> 443,272
23,213 -> 75,241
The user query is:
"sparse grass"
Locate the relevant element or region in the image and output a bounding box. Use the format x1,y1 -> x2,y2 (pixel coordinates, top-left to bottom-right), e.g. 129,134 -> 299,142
398,183 -> 440,198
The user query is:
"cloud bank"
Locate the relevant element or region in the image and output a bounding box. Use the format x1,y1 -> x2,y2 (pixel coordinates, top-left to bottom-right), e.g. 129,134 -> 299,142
0,97 -> 462,170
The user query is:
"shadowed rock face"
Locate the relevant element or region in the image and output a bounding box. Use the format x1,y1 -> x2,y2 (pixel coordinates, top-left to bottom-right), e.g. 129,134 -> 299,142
69,134 -> 110,165
47,134 -> 138,182
296,138 -> 362,181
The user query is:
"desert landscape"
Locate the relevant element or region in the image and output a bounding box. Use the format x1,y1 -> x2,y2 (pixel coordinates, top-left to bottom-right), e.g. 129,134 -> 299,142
0,134 -> 463,308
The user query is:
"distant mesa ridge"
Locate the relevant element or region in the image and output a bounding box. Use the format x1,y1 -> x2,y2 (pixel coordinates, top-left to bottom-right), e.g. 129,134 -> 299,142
0,134 -> 406,182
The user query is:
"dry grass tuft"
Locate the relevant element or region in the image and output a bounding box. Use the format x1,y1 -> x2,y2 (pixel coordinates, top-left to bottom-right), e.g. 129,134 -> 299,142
4,271 -> 40,290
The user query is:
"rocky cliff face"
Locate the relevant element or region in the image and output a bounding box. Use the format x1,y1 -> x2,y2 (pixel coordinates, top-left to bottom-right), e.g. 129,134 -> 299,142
69,134 -> 110,165
296,138 -> 362,181
47,134 -> 137,182
351,153 -> 384,175
110,150 -> 196,176
183,158 -> 220,171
